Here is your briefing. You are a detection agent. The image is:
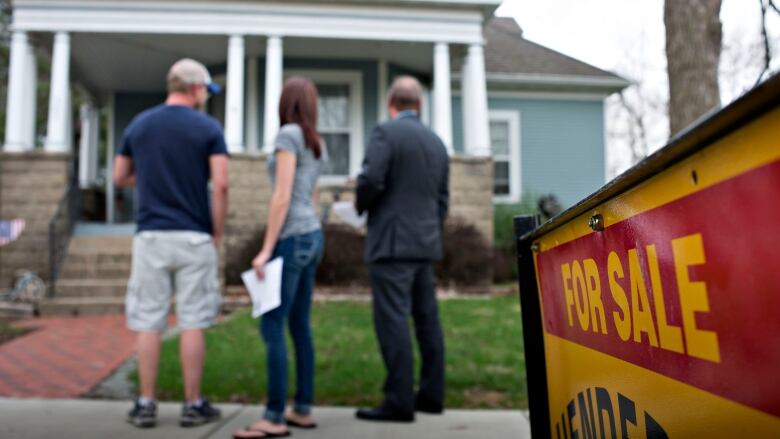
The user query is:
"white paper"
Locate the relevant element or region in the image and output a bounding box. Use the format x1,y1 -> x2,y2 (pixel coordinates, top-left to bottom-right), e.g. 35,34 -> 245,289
240,257 -> 284,318
332,201 -> 367,229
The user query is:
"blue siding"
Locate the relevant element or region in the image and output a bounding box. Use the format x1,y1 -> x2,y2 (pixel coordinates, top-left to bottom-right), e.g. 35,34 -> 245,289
452,96 -> 605,208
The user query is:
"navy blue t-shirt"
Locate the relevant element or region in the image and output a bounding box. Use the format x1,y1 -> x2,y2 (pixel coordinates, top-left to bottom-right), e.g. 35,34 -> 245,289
118,104 -> 228,235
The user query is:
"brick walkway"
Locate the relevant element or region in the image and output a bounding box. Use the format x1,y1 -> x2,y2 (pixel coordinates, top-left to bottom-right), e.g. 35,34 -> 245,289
0,315 -> 135,398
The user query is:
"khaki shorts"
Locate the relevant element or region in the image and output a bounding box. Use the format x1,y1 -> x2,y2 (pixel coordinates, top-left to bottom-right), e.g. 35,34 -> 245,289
126,231 -> 220,331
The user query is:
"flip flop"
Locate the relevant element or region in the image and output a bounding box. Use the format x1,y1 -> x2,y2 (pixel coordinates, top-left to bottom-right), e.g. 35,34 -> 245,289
232,427 -> 267,439
285,417 -> 317,429
233,426 -> 292,438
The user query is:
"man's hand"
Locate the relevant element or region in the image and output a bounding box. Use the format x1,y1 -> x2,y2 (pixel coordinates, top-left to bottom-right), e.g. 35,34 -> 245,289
213,232 -> 223,249
113,155 -> 136,187
252,251 -> 272,280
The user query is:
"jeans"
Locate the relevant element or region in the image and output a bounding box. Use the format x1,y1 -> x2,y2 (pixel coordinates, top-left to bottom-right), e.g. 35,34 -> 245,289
260,229 -> 324,423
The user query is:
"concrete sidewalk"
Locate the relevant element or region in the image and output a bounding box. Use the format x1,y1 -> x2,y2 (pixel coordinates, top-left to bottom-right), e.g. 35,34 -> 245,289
0,398 -> 530,439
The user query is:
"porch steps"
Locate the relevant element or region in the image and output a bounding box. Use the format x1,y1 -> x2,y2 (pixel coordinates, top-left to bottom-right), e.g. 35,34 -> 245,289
39,235 -> 247,316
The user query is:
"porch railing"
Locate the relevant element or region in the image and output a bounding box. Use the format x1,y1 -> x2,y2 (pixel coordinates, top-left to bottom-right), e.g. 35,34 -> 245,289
48,159 -> 80,298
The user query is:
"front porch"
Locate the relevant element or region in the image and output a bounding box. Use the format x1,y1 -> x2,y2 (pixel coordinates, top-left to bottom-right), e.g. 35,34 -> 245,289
1,0 -> 499,298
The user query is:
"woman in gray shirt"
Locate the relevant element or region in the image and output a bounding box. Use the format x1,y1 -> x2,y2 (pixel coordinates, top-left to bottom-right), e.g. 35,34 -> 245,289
235,77 -> 324,439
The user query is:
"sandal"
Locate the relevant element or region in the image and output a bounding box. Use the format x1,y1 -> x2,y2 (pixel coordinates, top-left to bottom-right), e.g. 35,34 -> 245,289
285,417 -> 317,429
232,425 -> 291,438
232,427 -> 268,439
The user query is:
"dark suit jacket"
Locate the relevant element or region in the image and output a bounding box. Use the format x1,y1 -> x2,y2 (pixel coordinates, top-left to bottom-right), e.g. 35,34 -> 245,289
356,115 -> 449,263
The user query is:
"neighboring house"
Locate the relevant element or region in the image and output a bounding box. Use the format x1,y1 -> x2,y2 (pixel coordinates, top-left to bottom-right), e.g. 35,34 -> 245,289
0,1 -> 627,305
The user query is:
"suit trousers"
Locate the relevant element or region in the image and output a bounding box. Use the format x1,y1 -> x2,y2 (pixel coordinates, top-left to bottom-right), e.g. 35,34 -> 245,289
368,261 -> 445,413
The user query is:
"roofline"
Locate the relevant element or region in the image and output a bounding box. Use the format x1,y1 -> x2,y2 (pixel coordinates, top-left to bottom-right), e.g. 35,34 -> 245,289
454,72 -> 632,94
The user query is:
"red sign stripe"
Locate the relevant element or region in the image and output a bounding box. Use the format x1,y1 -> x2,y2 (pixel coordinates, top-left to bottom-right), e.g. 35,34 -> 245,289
536,159 -> 780,418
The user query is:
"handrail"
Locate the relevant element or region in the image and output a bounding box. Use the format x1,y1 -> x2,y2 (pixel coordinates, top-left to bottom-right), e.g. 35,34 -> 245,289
48,158 -> 79,298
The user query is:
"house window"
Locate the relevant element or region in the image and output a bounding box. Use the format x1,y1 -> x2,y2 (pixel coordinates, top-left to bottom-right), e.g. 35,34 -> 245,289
318,84 -> 351,176
284,70 -> 363,183
489,110 -> 521,202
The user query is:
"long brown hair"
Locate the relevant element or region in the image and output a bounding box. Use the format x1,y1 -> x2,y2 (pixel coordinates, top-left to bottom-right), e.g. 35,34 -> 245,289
278,76 -> 322,159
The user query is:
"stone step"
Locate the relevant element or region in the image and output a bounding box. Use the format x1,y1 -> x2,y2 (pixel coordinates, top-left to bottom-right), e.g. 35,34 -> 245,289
39,296 -> 248,316
59,263 -> 131,280
64,253 -> 133,266
67,236 -> 133,251
38,297 -> 126,316
54,279 -> 128,298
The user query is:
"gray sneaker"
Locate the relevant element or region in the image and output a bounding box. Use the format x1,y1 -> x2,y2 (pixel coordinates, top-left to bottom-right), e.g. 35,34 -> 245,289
127,399 -> 157,428
180,398 -> 221,427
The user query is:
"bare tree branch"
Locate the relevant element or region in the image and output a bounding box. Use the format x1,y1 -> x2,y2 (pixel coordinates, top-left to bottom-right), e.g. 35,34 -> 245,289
756,0 -> 780,86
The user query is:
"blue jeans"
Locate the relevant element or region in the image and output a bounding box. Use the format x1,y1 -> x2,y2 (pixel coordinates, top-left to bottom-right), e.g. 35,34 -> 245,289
261,229 -> 324,423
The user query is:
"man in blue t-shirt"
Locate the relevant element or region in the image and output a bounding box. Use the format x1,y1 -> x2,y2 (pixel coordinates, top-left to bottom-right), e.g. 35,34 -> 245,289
113,58 -> 229,429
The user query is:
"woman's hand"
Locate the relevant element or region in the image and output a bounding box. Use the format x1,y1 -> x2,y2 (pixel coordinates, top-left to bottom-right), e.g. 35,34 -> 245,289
252,251 -> 272,280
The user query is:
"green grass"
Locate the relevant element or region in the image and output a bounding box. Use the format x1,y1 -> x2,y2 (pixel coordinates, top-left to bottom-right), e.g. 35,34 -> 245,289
0,320 -> 32,345
144,295 -> 527,409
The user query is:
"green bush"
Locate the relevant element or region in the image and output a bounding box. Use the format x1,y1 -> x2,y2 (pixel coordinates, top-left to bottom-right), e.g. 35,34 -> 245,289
492,196 -> 540,283
493,196 -> 539,249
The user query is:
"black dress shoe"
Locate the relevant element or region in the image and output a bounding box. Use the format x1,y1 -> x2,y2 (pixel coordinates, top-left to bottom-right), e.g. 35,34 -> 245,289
355,407 -> 415,423
415,398 -> 444,414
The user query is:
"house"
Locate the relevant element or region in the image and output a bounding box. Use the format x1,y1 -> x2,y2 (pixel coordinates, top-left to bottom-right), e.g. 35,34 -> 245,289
0,0 -> 627,312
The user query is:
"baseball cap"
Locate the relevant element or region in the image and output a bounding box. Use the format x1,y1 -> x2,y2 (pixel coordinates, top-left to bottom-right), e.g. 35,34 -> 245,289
168,58 -> 222,95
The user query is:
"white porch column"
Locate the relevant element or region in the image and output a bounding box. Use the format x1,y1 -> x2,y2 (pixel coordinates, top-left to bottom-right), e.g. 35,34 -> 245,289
78,104 -> 99,188
263,35 -> 283,153
4,31 -> 31,151
377,59 -> 388,123
433,42 -> 453,154
462,43 -> 491,157
22,43 -> 38,149
460,50 -> 472,154
45,32 -> 71,152
245,56 -> 260,153
225,34 -> 245,153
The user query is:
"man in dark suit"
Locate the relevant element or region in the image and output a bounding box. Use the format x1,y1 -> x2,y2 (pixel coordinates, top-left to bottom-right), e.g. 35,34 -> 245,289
355,76 -> 449,423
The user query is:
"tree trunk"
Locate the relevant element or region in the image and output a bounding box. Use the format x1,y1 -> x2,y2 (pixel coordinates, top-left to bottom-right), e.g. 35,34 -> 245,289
665,0 -> 723,137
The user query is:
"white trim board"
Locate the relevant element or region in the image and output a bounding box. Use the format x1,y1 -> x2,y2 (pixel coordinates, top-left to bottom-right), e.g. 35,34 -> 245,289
284,69 -> 364,186
453,90 -> 609,101
489,109 -> 521,204
12,0 -> 485,44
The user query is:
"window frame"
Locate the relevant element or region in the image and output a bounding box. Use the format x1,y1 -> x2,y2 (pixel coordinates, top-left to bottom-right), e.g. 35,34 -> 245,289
284,69 -> 363,186
489,109 -> 522,203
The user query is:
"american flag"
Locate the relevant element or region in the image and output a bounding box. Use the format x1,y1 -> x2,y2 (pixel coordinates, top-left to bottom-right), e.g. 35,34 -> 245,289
0,219 -> 25,246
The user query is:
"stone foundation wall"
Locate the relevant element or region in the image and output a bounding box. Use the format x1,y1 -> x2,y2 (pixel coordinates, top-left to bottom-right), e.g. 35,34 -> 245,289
224,154 -> 273,277
449,155 -> 494,247
0,152 -> 71,288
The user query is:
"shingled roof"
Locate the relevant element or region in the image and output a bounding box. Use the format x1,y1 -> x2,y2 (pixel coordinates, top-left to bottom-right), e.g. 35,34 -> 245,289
454,17 -> 629,94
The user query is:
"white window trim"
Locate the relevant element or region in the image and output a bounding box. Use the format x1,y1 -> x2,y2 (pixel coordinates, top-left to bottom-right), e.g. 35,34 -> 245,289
489,109 -> 522,204
284,69 -> 363,186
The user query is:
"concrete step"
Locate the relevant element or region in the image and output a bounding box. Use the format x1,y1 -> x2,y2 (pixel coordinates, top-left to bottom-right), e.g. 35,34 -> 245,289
67,236 -> 133,252
54,279 -> 128,298
59,262 -> 131,280
40,296 -> 248,316
64,253 -> 133,266
39,297 -> 126,316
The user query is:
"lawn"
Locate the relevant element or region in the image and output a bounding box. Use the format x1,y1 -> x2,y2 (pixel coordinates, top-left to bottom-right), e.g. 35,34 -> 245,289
0,320 -> 32,345
146,294 -> 527,409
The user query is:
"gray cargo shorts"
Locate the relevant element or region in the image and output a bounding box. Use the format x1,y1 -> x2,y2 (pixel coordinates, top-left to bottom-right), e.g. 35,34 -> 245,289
126,231 -> 220,331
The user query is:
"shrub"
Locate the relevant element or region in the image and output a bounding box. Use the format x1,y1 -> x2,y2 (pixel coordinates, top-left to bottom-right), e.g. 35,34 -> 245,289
316,224 -> 370,286
493,196 -> 539,248
436,220 -> 493,288
226,221 -> 494,289
225,228 -> 265,286
493,196 -> 540,283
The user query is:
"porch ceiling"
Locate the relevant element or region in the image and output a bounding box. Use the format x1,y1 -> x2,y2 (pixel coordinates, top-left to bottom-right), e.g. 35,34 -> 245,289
42,32 -> 435,101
